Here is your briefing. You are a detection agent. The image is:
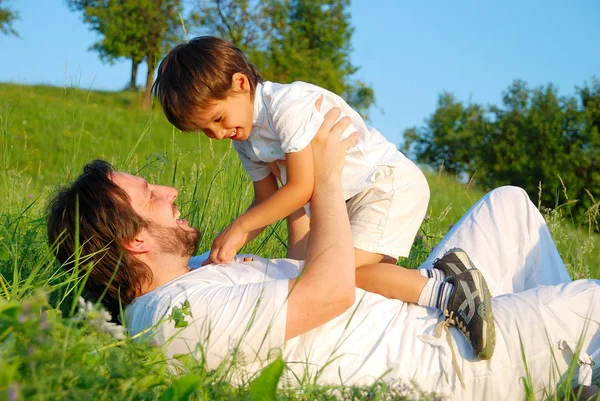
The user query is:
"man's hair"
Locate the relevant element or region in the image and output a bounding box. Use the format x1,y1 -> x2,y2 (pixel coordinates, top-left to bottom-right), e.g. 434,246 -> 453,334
152,36 -> 262,132
47,160 -> 152,319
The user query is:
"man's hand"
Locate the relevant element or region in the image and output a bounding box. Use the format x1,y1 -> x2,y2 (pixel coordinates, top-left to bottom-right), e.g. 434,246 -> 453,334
209,221 -> 249,264
311,108 -> 358,181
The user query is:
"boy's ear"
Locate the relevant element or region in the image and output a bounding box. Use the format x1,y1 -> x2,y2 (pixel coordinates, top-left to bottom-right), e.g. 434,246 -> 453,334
122,230 -> 152,254
231,72 -> 250,93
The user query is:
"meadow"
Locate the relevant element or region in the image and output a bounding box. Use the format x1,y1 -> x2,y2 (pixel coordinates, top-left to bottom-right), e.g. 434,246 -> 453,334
0,83 -> 599,400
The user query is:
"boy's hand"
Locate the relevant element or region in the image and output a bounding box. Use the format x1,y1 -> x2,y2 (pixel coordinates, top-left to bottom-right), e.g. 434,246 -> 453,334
209,222 -> 249,264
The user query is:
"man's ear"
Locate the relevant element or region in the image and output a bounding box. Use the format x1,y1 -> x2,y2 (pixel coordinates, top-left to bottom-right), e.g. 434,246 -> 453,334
231,72 -> 250,93
122,231 -> 152,254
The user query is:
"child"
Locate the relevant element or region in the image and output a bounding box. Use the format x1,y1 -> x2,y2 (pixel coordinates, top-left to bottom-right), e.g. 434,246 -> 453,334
152,36 -> 495,359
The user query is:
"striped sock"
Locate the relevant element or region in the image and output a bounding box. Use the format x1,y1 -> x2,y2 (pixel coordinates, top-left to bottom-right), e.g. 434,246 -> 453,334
417,278 -> 454,310
418,268 -> 446,282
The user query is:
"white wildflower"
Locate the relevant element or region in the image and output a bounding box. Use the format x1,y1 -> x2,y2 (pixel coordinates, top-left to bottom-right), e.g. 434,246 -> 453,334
75,296 -> 126,340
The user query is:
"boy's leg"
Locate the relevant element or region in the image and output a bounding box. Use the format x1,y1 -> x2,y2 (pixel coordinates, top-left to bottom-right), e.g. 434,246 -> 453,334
418,186 -> 571,296
355,248 -> 428,303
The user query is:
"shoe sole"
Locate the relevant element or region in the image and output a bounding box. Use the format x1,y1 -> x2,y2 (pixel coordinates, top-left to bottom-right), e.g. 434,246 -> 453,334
471,266 -> 496,360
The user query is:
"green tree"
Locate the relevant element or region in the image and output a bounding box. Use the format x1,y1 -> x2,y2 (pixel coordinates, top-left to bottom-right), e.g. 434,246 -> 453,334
576,78 -> 600,223
67,0 -> 184,107
263,0 -> 375,116
0,0 -> 19,37
67,0 -> 145,90
404,78 -> 600,223
192,0 -> 376,118
191,0 -> 265,52
402,92 -> 489,176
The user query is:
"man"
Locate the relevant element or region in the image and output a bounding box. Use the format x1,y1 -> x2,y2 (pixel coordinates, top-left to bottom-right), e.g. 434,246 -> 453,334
48,109 -> 600,400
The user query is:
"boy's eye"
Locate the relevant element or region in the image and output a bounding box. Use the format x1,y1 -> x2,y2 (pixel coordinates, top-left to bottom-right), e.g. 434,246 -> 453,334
214,116 -> 222,123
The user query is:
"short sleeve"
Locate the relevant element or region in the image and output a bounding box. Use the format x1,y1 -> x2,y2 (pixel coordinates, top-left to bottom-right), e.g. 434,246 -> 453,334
270,89 -> 326,154
233,140 -> 271,182
155,279 -> 289,370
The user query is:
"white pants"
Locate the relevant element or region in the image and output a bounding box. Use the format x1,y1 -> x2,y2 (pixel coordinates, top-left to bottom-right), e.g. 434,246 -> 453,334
419,186 -> 600,400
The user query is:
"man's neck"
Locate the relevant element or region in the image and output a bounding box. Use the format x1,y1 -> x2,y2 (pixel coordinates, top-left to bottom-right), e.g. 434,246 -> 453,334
139,254 -> 191,295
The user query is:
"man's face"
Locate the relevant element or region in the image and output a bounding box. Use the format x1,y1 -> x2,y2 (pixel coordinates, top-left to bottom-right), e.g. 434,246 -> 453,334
110,172 -> 200,257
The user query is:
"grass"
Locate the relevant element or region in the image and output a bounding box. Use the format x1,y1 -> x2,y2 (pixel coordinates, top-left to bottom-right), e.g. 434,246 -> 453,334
0,83 -> 599,400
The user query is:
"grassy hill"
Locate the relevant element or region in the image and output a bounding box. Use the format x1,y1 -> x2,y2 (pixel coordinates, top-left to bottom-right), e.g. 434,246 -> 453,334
0,83 -> 598,400
2,82 -> 595,271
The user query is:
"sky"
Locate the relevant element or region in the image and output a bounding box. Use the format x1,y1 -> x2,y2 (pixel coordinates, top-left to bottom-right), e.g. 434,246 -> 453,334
0,0 -> 599,146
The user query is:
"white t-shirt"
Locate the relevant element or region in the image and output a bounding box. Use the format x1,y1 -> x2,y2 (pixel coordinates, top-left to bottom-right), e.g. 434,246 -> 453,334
125,254 -> 450,389
233,81 -> 406,201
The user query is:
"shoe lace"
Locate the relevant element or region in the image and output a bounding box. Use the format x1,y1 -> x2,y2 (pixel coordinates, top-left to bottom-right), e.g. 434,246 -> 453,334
418,311 -> 466,390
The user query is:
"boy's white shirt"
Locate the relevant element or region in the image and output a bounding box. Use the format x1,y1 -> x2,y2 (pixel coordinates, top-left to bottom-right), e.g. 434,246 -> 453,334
233,81 -> 406,201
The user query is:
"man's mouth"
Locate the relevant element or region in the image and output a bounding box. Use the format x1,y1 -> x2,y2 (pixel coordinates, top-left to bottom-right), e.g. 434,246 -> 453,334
174,208 -> 187,225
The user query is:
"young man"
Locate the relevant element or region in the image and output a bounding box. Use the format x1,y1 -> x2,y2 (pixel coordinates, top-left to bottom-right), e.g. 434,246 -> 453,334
48,109 -> 599,400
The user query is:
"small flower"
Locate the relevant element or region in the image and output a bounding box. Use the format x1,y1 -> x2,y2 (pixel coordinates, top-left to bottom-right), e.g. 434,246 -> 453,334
416,234 -> 424,241
424,215 -> 431,220
18,311 -> 29,324
75,297 -> 126,340
8,383 -> 20,401
40,311 -> 50,330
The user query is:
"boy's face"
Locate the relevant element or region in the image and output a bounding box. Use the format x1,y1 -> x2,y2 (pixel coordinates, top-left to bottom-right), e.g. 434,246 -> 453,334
193,73 -> 254,142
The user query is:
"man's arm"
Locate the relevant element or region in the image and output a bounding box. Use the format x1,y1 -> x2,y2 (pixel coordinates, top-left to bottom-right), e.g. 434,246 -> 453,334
284,108 -> 358,341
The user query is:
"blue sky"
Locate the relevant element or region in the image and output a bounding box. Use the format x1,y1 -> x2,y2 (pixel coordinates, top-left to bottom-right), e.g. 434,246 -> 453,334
1,0 -> 598,146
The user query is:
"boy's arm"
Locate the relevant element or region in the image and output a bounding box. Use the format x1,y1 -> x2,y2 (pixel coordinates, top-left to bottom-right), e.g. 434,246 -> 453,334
209,148 -> 315,264
243,172 -> 280,240
203,173 -> 278,266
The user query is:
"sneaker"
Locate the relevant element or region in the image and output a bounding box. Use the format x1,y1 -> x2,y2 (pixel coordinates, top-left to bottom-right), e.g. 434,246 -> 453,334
444,266 -> 496,360
433,247 -> 474,278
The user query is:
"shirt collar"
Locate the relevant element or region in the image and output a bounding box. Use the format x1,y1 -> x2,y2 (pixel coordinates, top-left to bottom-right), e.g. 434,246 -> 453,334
252,81 -> 265,128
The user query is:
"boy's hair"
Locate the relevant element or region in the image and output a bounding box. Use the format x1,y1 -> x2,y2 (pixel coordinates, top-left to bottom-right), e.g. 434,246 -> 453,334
47,159 -> 152,320
153,36 -> 262,132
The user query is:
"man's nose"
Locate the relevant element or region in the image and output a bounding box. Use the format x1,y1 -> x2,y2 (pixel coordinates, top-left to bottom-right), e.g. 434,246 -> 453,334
156,185 -> 178,201
168,187 -> 178,201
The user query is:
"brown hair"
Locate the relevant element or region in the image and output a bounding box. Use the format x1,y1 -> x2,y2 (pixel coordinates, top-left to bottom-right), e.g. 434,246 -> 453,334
152,36 -> 262,132
47,160 -> 152,319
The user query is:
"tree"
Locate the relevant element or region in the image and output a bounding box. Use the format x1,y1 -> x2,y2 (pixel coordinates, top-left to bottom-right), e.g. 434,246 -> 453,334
191,0 -> 376,119
262,0 -> 375,116
67,0 -> 146,90
191,0 -> 265,52
404,78 -> 600,223
0,0 -> 19,37
402,92 -> 489,176
576,78 -> 600,222
67,0 -> 184,107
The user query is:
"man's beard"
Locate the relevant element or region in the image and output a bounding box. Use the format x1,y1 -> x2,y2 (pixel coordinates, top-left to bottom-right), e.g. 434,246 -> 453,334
148,223 -> 201,257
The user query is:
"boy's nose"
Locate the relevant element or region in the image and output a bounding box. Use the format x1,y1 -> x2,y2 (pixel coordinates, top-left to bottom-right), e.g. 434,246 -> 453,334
215,129 -> 229,140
